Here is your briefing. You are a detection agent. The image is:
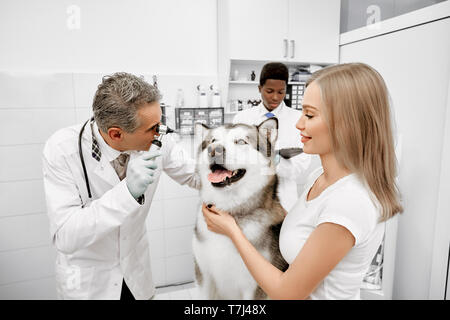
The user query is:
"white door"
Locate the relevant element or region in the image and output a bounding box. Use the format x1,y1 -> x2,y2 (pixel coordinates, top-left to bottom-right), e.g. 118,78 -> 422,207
288,0 -> 340,63
446,247 -> 450,300
341,17 -> 450,299
228,0 -> 289,61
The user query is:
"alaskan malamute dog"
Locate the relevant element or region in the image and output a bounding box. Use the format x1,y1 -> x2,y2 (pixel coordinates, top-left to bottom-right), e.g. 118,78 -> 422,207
192,118 -> 288,300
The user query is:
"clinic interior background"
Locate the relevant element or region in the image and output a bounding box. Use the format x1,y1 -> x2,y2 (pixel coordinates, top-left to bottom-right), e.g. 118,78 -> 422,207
0,0 -> 449,300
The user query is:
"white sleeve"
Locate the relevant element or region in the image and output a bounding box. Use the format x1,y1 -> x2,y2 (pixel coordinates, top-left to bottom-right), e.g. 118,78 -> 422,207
42,143 -> 141,255
276,152 -> 311,182
161,134 -> 201,190
315,193 -> 378,246
232,111 -> 243,124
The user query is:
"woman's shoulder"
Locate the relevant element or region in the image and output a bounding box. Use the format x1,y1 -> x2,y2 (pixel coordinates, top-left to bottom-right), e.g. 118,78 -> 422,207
321,175 -> 382,226
318,175 -> 383,246
327,175 -> 376,209
306,169 -> 379,214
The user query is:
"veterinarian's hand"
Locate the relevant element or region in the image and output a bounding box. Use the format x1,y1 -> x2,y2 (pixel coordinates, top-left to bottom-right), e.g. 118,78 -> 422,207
126,150 -> 161,200
202,203 -> 240,238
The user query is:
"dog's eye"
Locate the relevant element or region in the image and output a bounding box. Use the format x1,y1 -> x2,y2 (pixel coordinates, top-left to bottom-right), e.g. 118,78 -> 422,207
235,139 -> 247,145
211,138 -> 216,143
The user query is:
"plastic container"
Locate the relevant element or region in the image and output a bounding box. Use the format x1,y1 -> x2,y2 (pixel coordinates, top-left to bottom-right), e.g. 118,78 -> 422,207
210,85 -> 221,108
197,85 -> 207,108
175,88 -> 185,108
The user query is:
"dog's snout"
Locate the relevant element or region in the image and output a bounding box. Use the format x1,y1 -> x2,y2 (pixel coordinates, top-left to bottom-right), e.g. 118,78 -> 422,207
208,144 -> 224,157
208,144 -> 225,165
214,145 -> 224,156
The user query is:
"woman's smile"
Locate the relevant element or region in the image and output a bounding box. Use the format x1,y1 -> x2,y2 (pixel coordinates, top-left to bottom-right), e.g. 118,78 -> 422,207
301,133 -> 311,144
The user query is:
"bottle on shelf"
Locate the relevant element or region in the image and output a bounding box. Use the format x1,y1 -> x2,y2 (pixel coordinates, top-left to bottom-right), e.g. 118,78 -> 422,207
233,69 -> 239,81
210,85 -> 221,108
237,99 -> 243,111
175,88 -> 185,108
197,85 -> 208,108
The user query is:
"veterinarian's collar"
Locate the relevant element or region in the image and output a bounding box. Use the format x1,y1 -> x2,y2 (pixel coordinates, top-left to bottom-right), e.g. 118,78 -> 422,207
259,100 -> 285,119
91,121 -> 123,163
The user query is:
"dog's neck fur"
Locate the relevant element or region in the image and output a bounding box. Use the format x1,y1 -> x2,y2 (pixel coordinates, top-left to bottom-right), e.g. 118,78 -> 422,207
225,174 -> 285,226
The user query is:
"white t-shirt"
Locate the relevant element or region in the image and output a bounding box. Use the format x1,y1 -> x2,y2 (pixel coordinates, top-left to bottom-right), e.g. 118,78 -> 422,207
279,167 -> 385,300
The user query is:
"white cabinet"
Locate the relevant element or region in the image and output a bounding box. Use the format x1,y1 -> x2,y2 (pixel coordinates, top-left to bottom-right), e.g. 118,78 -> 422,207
288,0 -> 341,64
223,0 -> 340,64
227,0 -> 289,61
340,6 -> 450,298
218,0 -> 340,114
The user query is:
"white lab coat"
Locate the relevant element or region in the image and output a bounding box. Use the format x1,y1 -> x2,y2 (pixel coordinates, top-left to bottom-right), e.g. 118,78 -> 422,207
233,101 -> 311,211
42,120 -> 199,300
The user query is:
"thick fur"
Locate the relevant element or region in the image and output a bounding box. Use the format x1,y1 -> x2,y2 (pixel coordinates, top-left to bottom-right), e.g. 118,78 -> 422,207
192,119 -> 288,300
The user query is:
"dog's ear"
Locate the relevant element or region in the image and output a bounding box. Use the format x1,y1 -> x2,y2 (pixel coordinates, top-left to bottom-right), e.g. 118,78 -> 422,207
194,122 -> 210,140
256,118 -> 278,158
257,117 -> 278,145
194,122 -> 210,150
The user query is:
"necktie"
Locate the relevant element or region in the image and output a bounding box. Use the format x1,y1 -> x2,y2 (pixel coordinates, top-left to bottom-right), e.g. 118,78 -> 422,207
111,153 -> 130,181
265,112 -> 275,118
90,120 -> 102,162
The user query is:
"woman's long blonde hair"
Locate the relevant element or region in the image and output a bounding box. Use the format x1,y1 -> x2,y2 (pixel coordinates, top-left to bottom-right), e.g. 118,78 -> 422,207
307,63 -> 403,221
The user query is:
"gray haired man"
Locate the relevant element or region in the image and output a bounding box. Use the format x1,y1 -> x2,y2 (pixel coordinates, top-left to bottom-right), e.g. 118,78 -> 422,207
43,72 -> 200,299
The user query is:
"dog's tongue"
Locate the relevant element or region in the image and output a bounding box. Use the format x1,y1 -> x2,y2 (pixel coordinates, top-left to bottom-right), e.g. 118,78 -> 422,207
208,169 -> 233,183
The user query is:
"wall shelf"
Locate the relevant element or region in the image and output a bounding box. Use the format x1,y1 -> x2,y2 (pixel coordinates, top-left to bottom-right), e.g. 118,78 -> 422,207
229,80 -> 258,85
229,80 -> 307,85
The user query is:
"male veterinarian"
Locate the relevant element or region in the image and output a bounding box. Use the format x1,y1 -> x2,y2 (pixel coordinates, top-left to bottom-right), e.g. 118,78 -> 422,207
43,72 -> 200,300
233,62 -> 311,211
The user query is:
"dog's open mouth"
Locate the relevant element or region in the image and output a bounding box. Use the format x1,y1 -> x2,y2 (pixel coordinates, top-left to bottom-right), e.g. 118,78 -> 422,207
207,164 -> 246,187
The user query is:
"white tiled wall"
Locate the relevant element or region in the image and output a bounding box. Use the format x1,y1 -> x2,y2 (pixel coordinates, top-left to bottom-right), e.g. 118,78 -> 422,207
146,171 -> 201,288
0,72 -> 73,300
0,72 -> 206,299
145,133 -> 202,288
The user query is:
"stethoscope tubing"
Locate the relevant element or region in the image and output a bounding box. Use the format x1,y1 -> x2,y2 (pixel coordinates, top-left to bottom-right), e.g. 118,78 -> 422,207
79,118 -> 93,199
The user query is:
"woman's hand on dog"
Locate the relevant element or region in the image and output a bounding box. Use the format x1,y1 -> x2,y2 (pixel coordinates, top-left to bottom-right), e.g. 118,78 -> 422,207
202,203 -> 240,239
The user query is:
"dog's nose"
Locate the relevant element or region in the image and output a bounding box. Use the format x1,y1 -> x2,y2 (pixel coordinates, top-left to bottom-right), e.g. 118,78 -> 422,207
208,144 -> 225,165
208,144 -> 224,157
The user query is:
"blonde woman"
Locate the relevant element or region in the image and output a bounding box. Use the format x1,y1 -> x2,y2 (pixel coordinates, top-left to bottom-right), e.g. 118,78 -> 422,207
202,63 -> 403,300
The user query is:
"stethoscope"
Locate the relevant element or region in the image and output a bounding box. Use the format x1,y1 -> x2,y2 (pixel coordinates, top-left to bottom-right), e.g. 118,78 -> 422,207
78,117 -> 174,199
78,117 -> 94,199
